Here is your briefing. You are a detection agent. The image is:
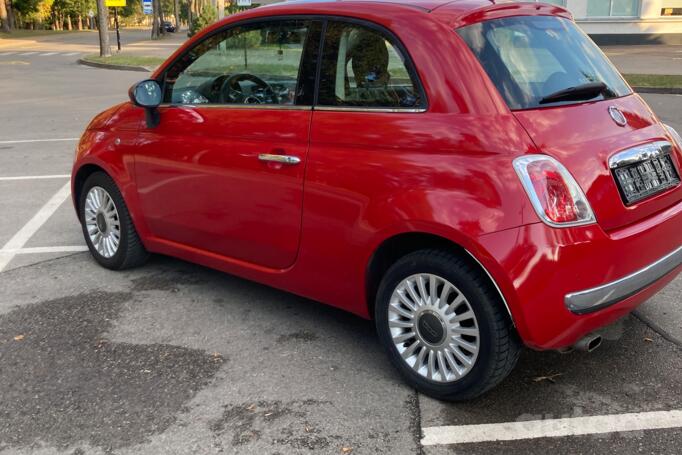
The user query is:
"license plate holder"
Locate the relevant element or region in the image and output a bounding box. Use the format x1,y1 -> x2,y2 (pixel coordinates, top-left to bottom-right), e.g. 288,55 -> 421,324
611,143 -> 680,206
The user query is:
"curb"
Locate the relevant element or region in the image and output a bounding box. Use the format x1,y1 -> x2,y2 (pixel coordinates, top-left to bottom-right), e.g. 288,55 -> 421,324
77,58 -> 152,73
633,86 -> 682,95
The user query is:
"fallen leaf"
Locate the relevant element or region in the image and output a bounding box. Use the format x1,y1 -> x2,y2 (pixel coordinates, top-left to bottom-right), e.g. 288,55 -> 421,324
305,426 -> 311,433
264,412 -> 273,417
247,404 -> 256,411
13,335 -> 24,341
643,337 -> 653,343
341,447 -> 353,454
532,373 -> 563,384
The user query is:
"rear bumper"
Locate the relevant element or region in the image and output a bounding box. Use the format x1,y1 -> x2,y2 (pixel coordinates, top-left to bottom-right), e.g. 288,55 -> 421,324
476,200 -> 682,350
565,246 -> 682,314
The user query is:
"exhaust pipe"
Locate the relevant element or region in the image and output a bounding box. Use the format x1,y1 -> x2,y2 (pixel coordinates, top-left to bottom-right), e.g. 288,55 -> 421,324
573,334 -> 602,352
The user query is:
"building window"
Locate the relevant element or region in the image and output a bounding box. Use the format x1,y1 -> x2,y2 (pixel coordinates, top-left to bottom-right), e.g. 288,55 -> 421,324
587,0 -> 640,17
661,0 -> 682,16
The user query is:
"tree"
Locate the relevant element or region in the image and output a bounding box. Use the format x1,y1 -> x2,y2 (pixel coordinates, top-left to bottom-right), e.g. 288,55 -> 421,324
95,0 -> 110,56
188,2 -> 214,37
173,0 -> 178,30
1,0 -> 10,32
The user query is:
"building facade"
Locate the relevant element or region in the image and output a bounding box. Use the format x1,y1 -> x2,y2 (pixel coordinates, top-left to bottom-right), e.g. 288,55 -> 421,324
532,0 -> 682,43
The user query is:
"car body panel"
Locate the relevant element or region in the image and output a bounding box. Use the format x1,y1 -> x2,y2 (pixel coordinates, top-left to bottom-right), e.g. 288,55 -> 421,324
513,94 -> 682,232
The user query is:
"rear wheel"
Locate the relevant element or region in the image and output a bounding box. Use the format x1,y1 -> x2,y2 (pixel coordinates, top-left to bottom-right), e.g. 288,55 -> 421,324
375,249 -> 520,401
79,172 -> 148,270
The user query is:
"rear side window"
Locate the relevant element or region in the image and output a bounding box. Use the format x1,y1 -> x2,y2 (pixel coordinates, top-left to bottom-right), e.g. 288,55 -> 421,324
457,16 -> 631,110
318,21 -> 425,109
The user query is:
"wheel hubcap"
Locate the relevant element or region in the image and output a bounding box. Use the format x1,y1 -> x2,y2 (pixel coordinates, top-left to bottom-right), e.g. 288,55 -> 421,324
388,273 -> 480,383
84,186 -> 121,258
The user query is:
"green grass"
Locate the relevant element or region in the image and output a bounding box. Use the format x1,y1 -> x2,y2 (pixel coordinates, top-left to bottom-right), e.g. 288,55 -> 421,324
623,74 -> 682,89
83,54 -> 166,68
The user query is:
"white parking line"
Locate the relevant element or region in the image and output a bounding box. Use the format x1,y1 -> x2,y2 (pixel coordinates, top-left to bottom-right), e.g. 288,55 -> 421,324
63,52 -> 80,56
40,52 -> 57,56
421,410 -> 682,446
0,174 -> 70,181
6,246 -> 88,254
0,138 -> 79,144
18,52 -> 37,56
0,52 -> 17,56
0,181 -> 71,272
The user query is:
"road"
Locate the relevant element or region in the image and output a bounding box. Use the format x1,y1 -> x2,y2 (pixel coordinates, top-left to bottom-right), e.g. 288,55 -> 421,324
0,44 -> 681,455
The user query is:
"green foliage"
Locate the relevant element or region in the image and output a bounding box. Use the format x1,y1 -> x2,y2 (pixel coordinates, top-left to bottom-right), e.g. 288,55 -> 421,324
188,3 -> 215,37
224,30 -> 260,49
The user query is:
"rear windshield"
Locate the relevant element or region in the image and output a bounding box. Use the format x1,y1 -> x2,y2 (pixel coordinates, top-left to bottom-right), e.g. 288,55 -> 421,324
457,16 -> 631,110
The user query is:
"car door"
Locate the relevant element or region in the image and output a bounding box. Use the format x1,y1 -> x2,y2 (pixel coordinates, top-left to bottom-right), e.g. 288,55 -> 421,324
134,19 -> 322,269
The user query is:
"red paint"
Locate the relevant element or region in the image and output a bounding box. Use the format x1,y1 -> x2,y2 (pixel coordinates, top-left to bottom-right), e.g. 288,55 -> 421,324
72,0 -> 682,350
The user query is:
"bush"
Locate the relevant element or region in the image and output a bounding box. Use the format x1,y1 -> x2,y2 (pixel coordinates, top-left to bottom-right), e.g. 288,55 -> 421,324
189,4 -> 216,37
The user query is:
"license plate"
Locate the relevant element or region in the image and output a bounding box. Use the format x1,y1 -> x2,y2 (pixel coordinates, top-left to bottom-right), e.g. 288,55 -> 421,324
613,150 -> 680,205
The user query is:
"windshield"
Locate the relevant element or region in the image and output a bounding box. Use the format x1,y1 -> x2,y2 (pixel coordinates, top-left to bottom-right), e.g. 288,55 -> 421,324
457,16 -> 631,110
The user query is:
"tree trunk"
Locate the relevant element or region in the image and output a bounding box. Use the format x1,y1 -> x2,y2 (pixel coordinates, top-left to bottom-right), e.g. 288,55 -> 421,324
66,15 -> 72,30
0,0 -> 10,33
187,0 -> 193,32
77,15 -> 82,30
174,0 -> 179,31
151,0 -> 159,39
159,0 -> 166,35
96,0 -> 111,56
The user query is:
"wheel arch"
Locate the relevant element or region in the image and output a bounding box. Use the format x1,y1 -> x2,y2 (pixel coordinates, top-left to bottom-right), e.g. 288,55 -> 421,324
365,231 -> 515,326
73,164 -> 110,221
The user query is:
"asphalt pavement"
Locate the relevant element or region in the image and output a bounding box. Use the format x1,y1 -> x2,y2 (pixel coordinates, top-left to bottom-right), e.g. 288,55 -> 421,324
0,39 -> 681,455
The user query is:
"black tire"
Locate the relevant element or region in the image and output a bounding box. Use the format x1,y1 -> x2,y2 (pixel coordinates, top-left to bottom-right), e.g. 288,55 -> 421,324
375,249 -> 520,401
79,172 -> 149,270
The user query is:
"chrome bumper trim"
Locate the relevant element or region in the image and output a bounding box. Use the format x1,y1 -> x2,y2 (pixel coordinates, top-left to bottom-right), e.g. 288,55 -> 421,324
565,246 -> 682,314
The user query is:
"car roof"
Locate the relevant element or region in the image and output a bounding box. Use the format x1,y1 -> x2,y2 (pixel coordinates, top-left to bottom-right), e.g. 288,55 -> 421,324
257,0 -> 571,26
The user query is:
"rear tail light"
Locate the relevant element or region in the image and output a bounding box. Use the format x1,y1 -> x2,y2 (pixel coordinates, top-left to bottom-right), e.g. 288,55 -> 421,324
664,124 -> 682,150
513,155 -> 596,227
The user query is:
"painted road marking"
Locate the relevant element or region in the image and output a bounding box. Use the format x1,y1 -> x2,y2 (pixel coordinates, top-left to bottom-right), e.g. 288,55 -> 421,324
0,181 -> 71,272
18,52 -> 37,56
0,175 -> 70,181
63,52 -> 80,56
0,138 -> 79,144
421,410 -> 682,446
40,52 -> 57,56
6,246 -> 88,255
0,51 -> 17,56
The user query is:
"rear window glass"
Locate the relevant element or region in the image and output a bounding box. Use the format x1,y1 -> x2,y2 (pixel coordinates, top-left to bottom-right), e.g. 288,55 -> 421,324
457,16 -> 631,110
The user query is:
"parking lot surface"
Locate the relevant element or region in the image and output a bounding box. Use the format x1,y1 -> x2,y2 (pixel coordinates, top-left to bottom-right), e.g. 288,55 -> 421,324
1,48 -> 681,454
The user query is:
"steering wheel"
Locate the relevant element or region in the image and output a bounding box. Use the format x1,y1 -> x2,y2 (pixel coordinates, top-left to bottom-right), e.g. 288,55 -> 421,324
220,73 -> 277,104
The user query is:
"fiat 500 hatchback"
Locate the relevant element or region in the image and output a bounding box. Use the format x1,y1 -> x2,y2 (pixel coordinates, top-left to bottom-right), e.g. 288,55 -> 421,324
72,0 -> 682,400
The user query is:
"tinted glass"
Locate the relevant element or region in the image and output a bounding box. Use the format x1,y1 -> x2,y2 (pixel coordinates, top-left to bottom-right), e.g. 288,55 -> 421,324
457,16 -> 631,110
318,22 -> 424,109
163,20 -> 311,105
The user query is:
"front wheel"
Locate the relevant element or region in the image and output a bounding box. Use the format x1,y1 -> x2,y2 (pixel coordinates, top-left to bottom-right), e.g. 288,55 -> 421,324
79,172 -> 149,270
375,249 -> 520,401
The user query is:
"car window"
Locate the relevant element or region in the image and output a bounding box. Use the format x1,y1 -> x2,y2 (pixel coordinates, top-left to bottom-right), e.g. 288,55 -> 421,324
457,16 -> 631,110
318,21 -> 424,109
163,20 -> 312,106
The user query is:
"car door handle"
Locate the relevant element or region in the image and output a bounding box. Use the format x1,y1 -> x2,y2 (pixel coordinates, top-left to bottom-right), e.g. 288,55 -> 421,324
258,154 -> 301,165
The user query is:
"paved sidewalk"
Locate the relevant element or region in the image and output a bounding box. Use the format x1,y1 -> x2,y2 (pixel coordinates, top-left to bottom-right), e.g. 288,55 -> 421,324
603,44 -> 682,75
0,29 -> 187,58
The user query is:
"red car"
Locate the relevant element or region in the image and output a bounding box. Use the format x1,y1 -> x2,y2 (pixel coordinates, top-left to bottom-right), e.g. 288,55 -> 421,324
72,0 -> 682,400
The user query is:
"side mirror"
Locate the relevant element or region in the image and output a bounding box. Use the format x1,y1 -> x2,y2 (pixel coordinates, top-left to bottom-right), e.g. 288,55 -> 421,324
129,79 -> 162,128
